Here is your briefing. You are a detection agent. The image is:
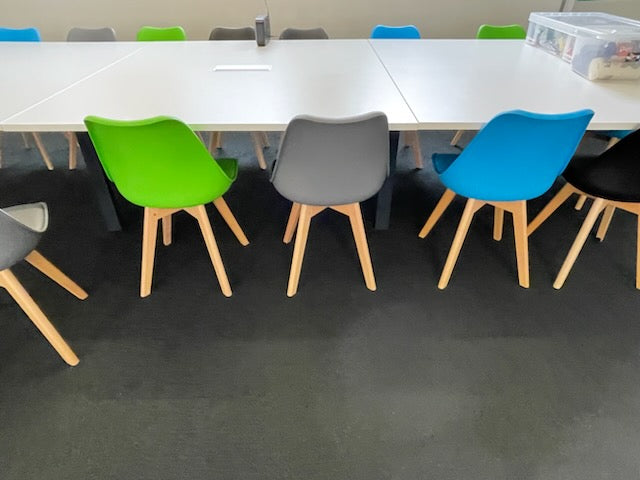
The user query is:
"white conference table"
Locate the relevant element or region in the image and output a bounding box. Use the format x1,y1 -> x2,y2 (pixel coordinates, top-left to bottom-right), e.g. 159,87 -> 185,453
370,39 -> 640,131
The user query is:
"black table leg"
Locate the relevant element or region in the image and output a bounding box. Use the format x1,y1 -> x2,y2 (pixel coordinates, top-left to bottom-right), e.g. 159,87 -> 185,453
374,130 -> 400,230
76,132 -> 122,232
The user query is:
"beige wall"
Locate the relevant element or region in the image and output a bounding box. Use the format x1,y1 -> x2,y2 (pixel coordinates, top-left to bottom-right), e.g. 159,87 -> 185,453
3,0 -> 639,41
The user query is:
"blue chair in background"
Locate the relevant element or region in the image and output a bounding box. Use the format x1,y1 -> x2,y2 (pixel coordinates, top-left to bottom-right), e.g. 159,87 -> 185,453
0,27 -> 53,170
370,24 -> 420,39
370,24 -> 423,168
419,109 -> 594,289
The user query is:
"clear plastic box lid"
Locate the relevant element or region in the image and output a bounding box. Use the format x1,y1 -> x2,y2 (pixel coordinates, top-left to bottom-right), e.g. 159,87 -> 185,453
529,12 -> 640,39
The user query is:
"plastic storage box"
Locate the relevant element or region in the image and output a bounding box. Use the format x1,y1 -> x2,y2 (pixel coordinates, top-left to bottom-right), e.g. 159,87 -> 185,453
526,12 -> 640,80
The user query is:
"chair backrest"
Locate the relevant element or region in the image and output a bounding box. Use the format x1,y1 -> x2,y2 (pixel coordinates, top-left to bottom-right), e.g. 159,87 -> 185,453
370,25 -> 420,39
279,27 -> 329,40
0,203 -> 48,271
439,109 -> 594,201
476,24 -> 526,40
67,27 -> 117,42
209,26 -> 255,41
136,26 -> 186,41
271,112 -> 389,205
0,27 -> 41,42
84,116 -> 233,208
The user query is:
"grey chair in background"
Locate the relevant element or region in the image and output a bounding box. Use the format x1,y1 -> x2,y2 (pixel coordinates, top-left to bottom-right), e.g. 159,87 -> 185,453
0,203 -> 88,366
65,27 -> 117,170
208,26 -> 270,169
279,27 -> 329,40
272,112 -> 389,296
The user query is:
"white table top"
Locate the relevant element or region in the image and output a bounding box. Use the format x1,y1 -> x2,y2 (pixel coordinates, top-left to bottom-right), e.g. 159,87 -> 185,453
1,40 -> 417,132
0,42 -> 142,128
370,39 -> 640,131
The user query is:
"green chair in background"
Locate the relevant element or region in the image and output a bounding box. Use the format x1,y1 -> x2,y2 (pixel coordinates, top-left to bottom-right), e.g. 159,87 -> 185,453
136,26 -> 186,41
84,116 -> 249,298
450,23 -> 527,147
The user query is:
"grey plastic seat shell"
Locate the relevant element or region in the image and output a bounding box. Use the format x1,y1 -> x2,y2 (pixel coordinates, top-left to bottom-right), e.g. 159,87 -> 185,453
209,26 -> 255,41
0,203 -> 48,271
66,27 -> 117,42
279,27 -> 329,40
271,112 -> 389,206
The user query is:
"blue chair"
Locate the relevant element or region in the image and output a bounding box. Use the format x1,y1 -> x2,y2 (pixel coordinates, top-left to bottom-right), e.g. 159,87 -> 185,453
370,24 -> 420,39
0,27 -> 53,170
419,109 -> 594,289
370,24 -> 423,168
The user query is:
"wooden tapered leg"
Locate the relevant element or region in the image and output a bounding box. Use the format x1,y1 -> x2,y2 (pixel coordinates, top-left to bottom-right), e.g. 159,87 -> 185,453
607,136 -> 621,149
287,204 -> 316,297
438,199 -> 483,289
511,201 -> 530,288
140,208 -> 160,297
528,183 -> 577,235
215,132 -> 223,149
450,130 -> 464,146
404,131 -> 423,169
0,269 -> 79,366
596,205 -> 616,241
574,195 -> 587,211
31,133 -> 54,170
212,197 -> 249,246
419,189 -> 456,239
251,132 -> 267,170
68,132 -> 77,170
493,207 -> 504,241
553,198 -> 606,289
260,131 -> 270,147
209,132 -> 219,151
186,205 -> 232,297
24,250 -> 88,299
344,203 -> 376,291
21,132 -> 31,149
162,215 -> 172,246
283,202 -> 301,244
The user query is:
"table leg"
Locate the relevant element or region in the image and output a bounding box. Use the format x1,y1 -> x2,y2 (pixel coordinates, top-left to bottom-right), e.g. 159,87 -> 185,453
374,130 -> 399,230
76,132 -> 122,232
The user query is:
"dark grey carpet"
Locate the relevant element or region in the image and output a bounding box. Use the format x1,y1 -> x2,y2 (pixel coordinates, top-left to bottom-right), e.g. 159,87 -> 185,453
1,131 -> 639,480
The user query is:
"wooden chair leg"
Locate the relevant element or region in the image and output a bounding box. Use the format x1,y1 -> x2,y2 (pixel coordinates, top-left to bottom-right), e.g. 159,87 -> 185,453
260,131 -> 270,147
24,250 -> 88,299
596,205 -> 616,241
574,195 -> 587,211
493,207 -> 504,241
419,189 -> 456,238
209,132 -> 221,152
31,133 -> 54,170
438,199 -> 483,289
405,131 -> 423,169
251,132 -> 268,170
21,132 -> 31,149
450,130 -> 464,146
212,197 -> 249,246
511,201 -> 530,288
345,203 -> 376,291
287,204 -> 314,297
140,207 -> 160,297
553,198 -> 606,289
0,269 -> 79,366
68,132 -> 77,170
162,215 -> 172,246
527,183 -> 576,235
607,136 -> 621,149
186,205 -> 232,297
283,202 -> 301,244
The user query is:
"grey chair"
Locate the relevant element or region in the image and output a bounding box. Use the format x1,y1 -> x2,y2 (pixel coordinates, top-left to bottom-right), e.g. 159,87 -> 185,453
65,27 -> 117,169
0,203 -> 87,366
272,112 -> 389,296
279,27 -> 329,40
208,26 -> 269,168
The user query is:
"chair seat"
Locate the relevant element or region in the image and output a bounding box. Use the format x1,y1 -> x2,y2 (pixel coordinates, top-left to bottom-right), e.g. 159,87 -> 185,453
564,154 -> 640,203
3,202 -> 48,232
432,153 -> 458,174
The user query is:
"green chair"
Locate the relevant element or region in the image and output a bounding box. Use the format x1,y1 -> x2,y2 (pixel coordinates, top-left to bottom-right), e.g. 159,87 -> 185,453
136,26 -> 186,41
84,116 -> 249,298
450,23 -> 527,147
476,24 -> 526,40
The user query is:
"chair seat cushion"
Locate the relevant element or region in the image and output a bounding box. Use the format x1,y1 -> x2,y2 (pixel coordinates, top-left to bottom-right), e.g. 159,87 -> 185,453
563,154 -> 640,203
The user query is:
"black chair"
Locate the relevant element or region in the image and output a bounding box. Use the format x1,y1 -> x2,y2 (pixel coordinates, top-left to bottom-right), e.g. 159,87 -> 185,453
528,129 -> 640,289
